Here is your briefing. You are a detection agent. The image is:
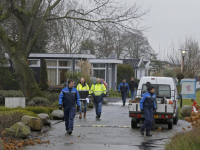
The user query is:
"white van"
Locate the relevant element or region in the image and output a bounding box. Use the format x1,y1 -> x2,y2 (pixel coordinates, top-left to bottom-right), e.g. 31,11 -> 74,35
128,76 -> 179,129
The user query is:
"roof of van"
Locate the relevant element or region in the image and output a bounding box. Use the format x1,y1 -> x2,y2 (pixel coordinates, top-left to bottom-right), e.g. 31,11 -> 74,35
140,76 -> 174,84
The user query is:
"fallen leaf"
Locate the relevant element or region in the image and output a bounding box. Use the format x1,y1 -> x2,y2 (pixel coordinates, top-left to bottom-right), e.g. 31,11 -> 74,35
182,127 -> 186,130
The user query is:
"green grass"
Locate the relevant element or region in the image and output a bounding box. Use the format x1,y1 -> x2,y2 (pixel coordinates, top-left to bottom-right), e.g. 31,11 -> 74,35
0,106 -> 57,115
165,127 -> 200,150
178,91 -> 200,119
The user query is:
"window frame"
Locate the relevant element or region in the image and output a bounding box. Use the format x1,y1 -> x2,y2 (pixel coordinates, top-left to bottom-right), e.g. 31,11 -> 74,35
27,59 -> 40,67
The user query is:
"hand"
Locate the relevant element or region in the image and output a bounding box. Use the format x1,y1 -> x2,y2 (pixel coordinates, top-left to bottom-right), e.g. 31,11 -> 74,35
91,93 -> 95,97
77,106 -> 80,112
59,104 -> 62,110
153,109 -> 156,113
141,109 -> 143,114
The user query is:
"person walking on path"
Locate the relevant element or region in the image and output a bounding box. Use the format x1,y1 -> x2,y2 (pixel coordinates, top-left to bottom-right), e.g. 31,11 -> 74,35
118,79 -> 129,106
140,82 -> 157,136
129,77 -> 138,100
77,78 -> 90,119
58,79 -> 80,135
90,78 -> 106,119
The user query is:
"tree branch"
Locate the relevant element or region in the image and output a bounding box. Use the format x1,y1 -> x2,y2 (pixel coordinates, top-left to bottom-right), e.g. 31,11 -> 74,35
25,0 -> 61,58
8,0 -> 29,25
29,0 -> 42,17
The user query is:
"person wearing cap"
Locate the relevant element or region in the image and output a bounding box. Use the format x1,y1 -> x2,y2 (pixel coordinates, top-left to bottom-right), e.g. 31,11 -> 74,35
139,82 -> 157,136
58,79 -> 80,135
77,78 -> 90,119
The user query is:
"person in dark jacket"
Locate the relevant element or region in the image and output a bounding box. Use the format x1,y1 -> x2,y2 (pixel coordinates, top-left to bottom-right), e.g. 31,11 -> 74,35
139,82 -> 156,136
129,77 -> 138,100
118,79 -> 129,106
59,79 -> 80,135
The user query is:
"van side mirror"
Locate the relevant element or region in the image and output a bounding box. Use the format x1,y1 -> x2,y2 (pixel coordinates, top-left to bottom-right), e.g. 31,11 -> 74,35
178,94 -> 182,99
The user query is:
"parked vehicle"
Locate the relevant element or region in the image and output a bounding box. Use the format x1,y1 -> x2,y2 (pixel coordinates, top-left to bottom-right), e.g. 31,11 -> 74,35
128,76 -> 179,129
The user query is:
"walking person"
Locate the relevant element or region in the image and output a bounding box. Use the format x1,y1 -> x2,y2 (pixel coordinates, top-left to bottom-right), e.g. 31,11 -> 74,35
129,77 -> 138,100
90,78 -> 106,119
118,79 -> 129,106
77,78 -> 90,119
140,82 -> 157,136
58,79 -> 80,135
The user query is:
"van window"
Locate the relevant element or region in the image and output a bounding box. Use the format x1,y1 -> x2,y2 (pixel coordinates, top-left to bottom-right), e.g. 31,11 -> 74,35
142,84 -> 171,98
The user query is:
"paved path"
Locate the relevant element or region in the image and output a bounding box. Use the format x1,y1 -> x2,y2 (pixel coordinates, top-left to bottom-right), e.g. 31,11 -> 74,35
24,100 -> 191,150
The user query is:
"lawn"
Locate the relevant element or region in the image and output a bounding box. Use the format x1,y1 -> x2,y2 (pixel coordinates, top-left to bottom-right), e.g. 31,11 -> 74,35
178,90 -> 200,119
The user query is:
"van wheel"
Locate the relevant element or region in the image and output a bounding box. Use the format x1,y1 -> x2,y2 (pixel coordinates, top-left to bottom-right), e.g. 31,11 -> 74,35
173,108 -> 179,124
168,121 -> 173,129
131,119 -> 137,128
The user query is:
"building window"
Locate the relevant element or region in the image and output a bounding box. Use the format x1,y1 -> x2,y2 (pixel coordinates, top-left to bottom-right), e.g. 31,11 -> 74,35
93,64 -> 106,68
46,59 -> 72,85
47,68 -> 57,85
59,61 -> 71,67
46,60 -> 57,67
93,70 -> 105,80
28,59 -> 40,67
58,69 -> 70,84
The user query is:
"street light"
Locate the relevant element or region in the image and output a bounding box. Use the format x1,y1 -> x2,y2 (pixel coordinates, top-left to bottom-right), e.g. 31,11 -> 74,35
179,49 -> 189,73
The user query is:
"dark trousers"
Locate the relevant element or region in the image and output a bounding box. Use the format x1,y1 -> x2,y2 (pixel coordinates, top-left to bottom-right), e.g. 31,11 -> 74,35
121,92 -> 127,104
141,108 -> 153,132
64,106 -> 75,131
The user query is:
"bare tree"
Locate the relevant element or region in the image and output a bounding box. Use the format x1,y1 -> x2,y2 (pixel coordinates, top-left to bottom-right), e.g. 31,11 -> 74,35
168,37 -> 200,78
0,0 -> 148,99
122,30 -> 152,59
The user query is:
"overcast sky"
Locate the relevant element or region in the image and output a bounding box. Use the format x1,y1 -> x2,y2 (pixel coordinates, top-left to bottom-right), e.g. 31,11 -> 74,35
121,0 -> 200,60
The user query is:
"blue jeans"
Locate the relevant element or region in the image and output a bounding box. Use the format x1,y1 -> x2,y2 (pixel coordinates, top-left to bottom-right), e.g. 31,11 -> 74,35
94,101 -> 103,115
121,92 -> 127,104
141,108 -> 153,132
131,91 -> 136,100
79,100 -> 87,113
64,106 -> 75,131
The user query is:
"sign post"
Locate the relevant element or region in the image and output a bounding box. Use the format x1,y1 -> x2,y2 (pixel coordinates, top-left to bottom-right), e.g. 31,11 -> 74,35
181,79 -> 196,107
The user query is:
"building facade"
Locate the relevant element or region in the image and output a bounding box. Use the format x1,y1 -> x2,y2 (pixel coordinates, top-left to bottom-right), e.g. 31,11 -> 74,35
28,53 -> 122,90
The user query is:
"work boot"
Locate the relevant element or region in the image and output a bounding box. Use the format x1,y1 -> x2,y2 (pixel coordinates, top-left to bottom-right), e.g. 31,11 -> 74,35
146,132 -> 152,136
79,113 -> 82,119
140,128 -> 144,135
83,113 -> 86,118
97,114 -> 101,118
67,130 -> 72,135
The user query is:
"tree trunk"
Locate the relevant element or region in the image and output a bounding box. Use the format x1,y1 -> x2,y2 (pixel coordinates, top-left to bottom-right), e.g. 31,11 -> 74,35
11,56 -> 43,100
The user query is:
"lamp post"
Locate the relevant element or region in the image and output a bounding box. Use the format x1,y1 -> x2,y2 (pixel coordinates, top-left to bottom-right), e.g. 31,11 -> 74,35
179,49 -> 189,73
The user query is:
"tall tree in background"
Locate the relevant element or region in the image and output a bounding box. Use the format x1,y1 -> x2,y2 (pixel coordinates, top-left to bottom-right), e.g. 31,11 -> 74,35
79,39 -> 95,55
39,59 -> 49,91
0,0 -> 148,99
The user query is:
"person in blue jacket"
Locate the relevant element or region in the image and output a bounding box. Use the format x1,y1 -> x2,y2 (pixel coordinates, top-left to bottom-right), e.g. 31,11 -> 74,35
118,79 -> 129,106
140,82 -> 156,136
58,79 -> 80,135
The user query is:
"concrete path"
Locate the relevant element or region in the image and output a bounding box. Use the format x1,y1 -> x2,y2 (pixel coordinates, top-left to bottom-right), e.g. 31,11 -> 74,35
24,99 -> 191,150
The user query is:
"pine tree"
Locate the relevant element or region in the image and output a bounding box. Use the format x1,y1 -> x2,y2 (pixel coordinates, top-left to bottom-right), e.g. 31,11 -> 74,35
39,59 -> 49,91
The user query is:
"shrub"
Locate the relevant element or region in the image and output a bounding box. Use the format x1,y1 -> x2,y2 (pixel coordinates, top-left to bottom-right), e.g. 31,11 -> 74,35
51,101 -> 59,108
43,91 -> 60,103
117,64 -> 135,85
165,127 -> 200,150
39,59 -> 49,91
0,110 -> 37,133
0,90 -> 25,105
28,97 -> 50,106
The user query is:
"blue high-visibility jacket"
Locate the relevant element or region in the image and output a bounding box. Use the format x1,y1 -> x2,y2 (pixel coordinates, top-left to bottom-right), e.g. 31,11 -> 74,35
118,83 -> 129,93
140,92 -> 157,110
59,87 -> 80,107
